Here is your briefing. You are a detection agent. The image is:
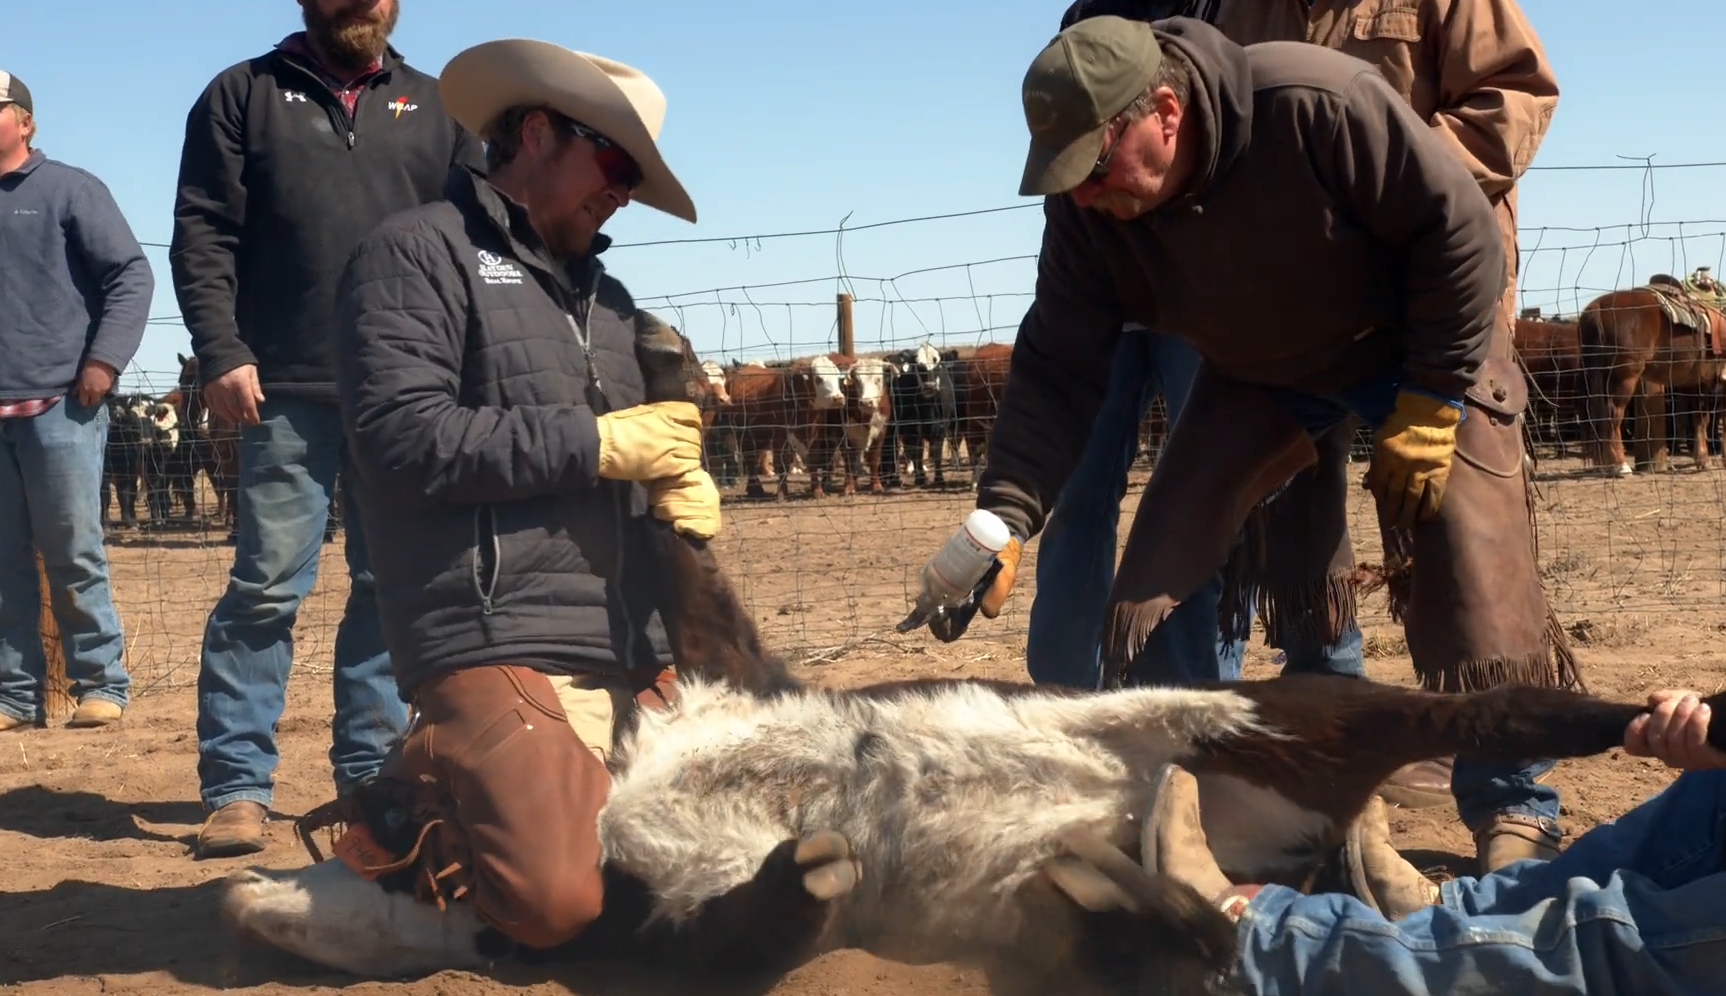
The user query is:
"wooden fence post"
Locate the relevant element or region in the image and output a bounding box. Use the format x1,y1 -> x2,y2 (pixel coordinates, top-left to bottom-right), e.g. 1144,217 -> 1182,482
837,292 -> 855,356
36,552 -> 75,721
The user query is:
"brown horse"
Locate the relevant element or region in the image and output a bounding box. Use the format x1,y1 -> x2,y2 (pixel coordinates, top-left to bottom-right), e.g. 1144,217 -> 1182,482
172,354 -> 244,534
1577,286 -> 1726,474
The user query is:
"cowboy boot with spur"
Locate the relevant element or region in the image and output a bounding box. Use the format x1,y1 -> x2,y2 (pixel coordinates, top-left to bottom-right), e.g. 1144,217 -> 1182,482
1339,795 -> 1442,920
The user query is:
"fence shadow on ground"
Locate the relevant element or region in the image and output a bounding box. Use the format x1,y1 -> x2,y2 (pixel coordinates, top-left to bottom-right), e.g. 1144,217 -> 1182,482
0,785 -> 210,846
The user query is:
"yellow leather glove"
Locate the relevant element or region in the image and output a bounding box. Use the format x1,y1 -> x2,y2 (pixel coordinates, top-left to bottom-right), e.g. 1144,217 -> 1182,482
978,536 -> 1024,618
1366,389 -> 1464,531
595,401 -> 705,482
648,467 -> 722,540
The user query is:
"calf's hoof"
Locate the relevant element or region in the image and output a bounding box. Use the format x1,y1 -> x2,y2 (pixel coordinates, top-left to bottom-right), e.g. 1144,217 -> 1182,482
795,830 -> 861,900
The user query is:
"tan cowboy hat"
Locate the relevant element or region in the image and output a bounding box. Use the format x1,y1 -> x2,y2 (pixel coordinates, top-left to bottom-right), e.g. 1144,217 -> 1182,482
439,39 -> 697,223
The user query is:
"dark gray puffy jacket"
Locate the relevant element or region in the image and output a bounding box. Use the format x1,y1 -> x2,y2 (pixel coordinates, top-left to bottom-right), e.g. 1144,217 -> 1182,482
335,164 -> 671,699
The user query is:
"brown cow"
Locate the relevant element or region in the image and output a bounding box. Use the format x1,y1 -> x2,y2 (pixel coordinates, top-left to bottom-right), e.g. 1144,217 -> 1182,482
716,356 -> 847,499
947,342 -> 1013,485
717,361 -> 800,499
1513,315 -> 1584,457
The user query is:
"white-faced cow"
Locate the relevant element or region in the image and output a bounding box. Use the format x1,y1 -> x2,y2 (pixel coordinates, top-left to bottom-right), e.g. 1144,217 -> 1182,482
101,394 -> 154,526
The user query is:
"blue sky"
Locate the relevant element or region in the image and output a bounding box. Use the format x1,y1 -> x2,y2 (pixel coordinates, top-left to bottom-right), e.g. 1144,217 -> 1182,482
9,0 -> 1725,391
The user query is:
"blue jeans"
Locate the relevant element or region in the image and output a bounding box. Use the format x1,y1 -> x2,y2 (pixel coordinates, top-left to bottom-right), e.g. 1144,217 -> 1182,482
1232,769 -> 1726,995
1273,376 -> 1559,828
196,399 -> 407,812
1026,332 -> 1362,691
0,393 -> 131,720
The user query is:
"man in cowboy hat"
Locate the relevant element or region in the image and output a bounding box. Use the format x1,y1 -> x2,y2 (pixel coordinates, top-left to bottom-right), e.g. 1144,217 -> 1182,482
320,39 -> 716,951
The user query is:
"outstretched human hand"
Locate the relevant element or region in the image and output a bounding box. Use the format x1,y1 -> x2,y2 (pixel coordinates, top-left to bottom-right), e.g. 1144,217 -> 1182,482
1623,689 -> 1726,770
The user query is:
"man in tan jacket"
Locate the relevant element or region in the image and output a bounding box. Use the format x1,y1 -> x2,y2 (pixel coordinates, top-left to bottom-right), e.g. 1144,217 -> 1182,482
1050,0 -> 1573,874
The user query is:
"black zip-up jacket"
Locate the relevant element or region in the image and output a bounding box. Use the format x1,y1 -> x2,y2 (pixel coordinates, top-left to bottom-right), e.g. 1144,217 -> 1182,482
169,42 -> 483,402
334,163 -> 673,698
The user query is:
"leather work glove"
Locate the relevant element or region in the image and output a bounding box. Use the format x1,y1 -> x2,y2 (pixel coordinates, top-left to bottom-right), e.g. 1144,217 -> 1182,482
595,401 -> 705,482
647,467 -> 723,540
977,535 -> 1024,619
1365,389 -> 1464,531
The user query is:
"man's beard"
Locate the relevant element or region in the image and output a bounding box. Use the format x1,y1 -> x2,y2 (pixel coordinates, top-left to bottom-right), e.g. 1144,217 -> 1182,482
304,1 -> 399,72
1089,188 -> 1155,220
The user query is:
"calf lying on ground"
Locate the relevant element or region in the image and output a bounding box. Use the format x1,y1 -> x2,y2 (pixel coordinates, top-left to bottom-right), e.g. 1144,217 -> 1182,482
223,332 -> 1721,993
220,523 -> 1726,994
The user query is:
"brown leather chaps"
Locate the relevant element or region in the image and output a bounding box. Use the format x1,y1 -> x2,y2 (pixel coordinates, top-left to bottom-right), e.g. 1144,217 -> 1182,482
1218,417 -> 1360,652
1101,363 -> 1318,679
1103,354 -> 1581,695
387,664 -> 612,949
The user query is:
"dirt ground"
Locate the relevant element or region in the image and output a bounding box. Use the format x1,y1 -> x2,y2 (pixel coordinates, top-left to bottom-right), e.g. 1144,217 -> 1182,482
3,451 -> 1724,994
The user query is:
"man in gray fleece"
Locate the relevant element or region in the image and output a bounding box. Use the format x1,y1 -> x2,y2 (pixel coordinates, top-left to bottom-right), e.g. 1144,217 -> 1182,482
0,70 -> 154,731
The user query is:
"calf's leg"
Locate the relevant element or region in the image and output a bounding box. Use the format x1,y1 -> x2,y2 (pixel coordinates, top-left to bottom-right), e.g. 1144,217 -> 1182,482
1189,673 -> 1726,833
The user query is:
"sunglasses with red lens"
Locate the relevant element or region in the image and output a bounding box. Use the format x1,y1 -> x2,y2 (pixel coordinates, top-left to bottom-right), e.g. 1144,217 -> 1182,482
566,119 -> 644,191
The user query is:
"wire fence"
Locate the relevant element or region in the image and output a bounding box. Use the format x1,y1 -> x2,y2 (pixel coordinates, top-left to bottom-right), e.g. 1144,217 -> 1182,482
82,214 -> 1726,695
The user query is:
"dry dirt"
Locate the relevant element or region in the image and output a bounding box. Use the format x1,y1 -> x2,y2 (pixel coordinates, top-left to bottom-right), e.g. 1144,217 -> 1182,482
4,452 -> 1725,994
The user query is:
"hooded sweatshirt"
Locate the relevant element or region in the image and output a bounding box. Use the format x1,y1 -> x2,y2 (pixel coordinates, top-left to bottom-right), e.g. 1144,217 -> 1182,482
976,17 -> 1504,541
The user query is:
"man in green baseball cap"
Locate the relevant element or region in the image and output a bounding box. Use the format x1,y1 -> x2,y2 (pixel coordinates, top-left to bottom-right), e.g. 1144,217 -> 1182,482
1019,15 -> 1165,198
910,5 -> 1555,921
1016,15 -> 1206,218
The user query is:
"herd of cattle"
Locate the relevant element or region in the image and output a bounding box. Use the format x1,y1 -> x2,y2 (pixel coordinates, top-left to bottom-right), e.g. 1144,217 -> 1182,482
100,354 -> 239,534
95,294 -> 1726,539
96,343 -> 1025,535
688,341 -> 1016,498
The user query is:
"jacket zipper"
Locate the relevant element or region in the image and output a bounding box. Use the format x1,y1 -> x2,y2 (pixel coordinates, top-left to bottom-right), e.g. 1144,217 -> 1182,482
561,265 -> 642,671
479,206 -> 647,674
278,54 -> 370,149
472,505 -> 500,615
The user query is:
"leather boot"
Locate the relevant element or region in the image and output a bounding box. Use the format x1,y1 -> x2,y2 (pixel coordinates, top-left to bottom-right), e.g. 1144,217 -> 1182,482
198,800 -> 268,859
1104,365 -> 1318,682
68,697 -> 124,728
1340,795 -> 1440,920
1138,763 -> 1234,904
1474,813 -> 1563,873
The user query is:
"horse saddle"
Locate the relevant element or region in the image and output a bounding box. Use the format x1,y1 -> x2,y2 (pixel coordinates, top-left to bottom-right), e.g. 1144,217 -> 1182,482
1643,276 -> 1725,356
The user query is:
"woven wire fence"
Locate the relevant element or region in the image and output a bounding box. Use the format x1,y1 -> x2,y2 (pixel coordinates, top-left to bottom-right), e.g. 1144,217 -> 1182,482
91,216 -> 1726,694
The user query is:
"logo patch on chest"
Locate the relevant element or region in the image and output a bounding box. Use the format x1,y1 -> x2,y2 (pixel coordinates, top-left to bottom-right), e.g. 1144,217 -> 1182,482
477,250 -> 524,286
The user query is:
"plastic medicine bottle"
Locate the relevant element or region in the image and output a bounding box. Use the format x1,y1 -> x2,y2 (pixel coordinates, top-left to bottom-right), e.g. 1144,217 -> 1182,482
915,508 -> 1012,614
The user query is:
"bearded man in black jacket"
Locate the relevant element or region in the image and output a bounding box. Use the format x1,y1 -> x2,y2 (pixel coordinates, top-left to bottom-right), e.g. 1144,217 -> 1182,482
168,0 -> 484,859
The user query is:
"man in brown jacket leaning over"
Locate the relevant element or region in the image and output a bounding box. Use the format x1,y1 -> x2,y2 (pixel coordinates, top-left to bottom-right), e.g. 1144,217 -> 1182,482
1049,0 -> 1574,874
913,13 -> 1556,914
